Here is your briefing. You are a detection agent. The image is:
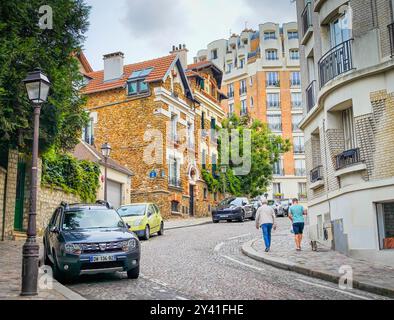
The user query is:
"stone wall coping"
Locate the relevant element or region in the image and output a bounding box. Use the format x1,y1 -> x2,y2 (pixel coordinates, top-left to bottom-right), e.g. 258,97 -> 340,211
309,179 -> 325,190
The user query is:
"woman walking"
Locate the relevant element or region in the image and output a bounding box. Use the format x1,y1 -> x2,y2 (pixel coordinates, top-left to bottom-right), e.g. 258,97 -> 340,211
255,199 -> 277,252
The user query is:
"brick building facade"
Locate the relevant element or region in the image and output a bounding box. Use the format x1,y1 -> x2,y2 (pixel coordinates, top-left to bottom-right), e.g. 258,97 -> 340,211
296,0 -> 394,266
80,50 -> 225,218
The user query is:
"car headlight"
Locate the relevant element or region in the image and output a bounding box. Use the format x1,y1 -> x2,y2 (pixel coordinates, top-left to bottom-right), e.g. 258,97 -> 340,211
64,243 -> 82,255
122,239 -> 137,252
133,219 -> 142,226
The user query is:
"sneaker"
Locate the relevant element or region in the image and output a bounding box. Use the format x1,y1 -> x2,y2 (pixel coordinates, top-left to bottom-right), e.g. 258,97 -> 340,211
265,248 -> 270,252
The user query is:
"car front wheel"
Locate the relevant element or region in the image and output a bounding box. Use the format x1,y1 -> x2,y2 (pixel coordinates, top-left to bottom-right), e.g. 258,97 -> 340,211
238,211 -> 245,222
127,265 -> 140,279
143,225 -> 150,240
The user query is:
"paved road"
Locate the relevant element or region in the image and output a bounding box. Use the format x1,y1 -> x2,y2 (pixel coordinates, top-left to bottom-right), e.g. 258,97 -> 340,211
67,218 -> 388,300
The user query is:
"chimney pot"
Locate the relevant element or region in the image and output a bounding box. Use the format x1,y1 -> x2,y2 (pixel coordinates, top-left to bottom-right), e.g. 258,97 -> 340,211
103,51 -> 124,81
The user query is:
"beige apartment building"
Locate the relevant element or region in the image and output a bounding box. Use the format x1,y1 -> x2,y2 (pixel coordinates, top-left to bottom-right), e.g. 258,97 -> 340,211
296,0 -> 394,265
195,23 -> 307,203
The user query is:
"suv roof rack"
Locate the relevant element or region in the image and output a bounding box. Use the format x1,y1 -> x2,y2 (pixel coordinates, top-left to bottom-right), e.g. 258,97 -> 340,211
95,200 -> 114,209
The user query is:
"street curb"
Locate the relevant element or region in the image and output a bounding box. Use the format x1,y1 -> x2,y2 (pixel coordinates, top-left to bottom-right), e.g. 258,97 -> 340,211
164,220 -> 212,231
52,280 -> 86,300
241,239 -> 394,299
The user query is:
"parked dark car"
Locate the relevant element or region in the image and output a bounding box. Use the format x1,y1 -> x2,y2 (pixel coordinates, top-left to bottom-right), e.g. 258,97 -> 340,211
280,199 -> 292,216
43,201 -> 140,281
251,199 -> 262,215
212,197 -> 254,223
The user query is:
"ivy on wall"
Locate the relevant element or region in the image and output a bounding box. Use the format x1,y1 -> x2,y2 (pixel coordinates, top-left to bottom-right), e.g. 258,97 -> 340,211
41,151 -> 100,202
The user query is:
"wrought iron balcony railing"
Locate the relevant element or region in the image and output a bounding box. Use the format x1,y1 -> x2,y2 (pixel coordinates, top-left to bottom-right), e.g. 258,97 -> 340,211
389,23 -> 394,58
293,146 -> 305,154
310,165 -> 323,183
295,168 -> 307,177
335,148 -> 361,170
301,2 -> 312,38
318,39 -> 353,88
306,80 -> 316,112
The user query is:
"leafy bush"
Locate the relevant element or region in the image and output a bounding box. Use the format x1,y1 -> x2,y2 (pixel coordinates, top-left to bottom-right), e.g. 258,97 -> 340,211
41,151 -> 100,202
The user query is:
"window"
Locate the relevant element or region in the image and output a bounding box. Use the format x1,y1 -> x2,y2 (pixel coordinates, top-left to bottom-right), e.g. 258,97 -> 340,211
291,92 -> 302,109
227,62 -> 233,73
203,188 -> 208,200
266,72 -> 280,87
267,114 -> 282,132
202,149 -> 206,169
228,83 -> 234,98
210,117 -> 216,140
212,154 -> 217,175
201,111 -> 205,129
273,182 -> 282,194
293,136 -> 305,153
330,7 -> 352,48
127,80 -> 149,95
298,182 -> 307,195
211,49 -> 218,59
266,49 -> 278,60
342,108 -> 356,150
250,97 -> 254,108
243,38 -> 248,45
170,113 -> 178,141
187,122 -> 194,149
239,79 -> 247,95
288,31 -> 299,39
264,31 -> 276,40
290,71 -> 301,86
241,99 -> 247,115
267,93 -> 280,108
168,157 -> 180,186
171,201 -> 180,212
273,160 -> 284,176
228,103 -> 234,115
82,117 -> 94,145
239,57 -> 245,68
289,49 -> 299,60
292,114 -> 303,132
295,159 -> 306,176
249,76 -> 253,86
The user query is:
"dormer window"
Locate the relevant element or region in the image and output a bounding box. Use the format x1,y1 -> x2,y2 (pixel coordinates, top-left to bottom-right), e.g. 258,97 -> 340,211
127,67 -> 153,96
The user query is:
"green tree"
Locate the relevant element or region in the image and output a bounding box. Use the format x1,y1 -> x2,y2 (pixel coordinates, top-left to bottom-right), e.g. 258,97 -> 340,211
0,0 -> 90,153
203,114 -> 291,198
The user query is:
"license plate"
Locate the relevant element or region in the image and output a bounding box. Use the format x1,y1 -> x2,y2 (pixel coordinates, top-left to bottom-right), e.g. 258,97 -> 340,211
89,255 -> 116,263
220,214 -> 229,218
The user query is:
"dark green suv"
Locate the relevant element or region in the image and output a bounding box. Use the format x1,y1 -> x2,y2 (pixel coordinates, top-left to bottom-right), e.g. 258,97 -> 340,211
43,201 -> 140,281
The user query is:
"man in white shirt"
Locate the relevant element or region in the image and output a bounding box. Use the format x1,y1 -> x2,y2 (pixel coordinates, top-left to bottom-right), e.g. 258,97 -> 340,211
255,199 -> 277,252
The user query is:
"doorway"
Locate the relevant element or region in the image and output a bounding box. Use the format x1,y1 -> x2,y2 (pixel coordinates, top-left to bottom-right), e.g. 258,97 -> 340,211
14,160 -> 26,231
189,184 -> 194,216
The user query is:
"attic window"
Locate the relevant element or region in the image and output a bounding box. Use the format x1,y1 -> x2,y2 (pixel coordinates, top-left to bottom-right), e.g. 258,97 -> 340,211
127,80 -> 149,95
129,67 -> 153,79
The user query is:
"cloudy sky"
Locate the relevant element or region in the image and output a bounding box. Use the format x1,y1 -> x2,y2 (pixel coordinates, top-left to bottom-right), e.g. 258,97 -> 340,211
84,0 -> 297,71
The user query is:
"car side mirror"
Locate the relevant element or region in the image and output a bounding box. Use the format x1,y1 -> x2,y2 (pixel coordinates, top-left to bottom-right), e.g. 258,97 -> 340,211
126,223 -> 131,229
242,201 -> 247,206
50,226 -> 59,233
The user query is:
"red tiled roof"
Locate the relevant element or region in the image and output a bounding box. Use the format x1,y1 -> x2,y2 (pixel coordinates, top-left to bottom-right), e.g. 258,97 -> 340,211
81,54 -> 177,94
186,60 -> 212,71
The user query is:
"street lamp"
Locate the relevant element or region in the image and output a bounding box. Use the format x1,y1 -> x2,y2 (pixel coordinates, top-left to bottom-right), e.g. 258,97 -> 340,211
21,68 -> 50,296
101,142 -> 111,201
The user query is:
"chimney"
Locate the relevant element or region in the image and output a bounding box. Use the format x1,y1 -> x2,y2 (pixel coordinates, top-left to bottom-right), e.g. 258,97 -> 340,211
103,51 -> 124,81
170,44 -> 188,70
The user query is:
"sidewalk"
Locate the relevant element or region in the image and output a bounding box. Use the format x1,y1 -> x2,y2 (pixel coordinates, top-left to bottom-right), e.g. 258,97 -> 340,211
242,224 -> 394,298
164,216 -> 212,230
0,240 -> 84,300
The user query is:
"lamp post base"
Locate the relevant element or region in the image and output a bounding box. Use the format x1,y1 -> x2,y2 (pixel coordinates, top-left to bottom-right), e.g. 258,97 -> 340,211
20,237 -> 39,296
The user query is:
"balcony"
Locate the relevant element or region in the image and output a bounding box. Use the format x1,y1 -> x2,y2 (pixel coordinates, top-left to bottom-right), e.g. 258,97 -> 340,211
318,39 -> 353,88
295,168 -> 306,177
306,80 -> 316,112
266,80 -> 280,88
389,23 -> 394,57
301,2 -> 313,44
335,148 -> 361,170
310,165 -> 323,183
293,146 -> 305,154
291,101 -> 302,109
239,88 -> 247,96
168,177 -> 182,188
228,91 -> 234,99
290,80 -> 301,88
267,102 -> 281,110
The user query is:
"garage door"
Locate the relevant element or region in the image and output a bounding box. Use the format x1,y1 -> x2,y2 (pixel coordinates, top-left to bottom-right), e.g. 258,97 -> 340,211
107,179 -> 122,209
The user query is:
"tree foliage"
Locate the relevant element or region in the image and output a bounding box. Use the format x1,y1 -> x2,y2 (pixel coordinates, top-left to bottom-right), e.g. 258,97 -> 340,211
203,114 -> 291,198
41,150 -> 100,202
0,0 -> 90,153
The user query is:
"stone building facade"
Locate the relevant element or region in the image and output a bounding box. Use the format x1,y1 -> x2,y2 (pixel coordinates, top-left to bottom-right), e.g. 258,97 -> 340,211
194,23 -> 307,203
296,0 -> 394,265
80,50 -> 225,218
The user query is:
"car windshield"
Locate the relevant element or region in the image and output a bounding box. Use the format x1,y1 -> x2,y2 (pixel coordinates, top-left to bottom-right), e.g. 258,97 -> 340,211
118,205 -> 146,217
62,209 -> 125,230
219,198 -> 243,206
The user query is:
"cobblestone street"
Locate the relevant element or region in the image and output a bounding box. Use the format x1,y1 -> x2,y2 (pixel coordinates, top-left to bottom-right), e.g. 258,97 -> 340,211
66,218 -> 389,300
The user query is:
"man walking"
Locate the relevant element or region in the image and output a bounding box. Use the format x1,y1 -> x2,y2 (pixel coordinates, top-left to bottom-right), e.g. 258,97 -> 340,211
288,198 -> 307,251
255,199 -> 276,252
